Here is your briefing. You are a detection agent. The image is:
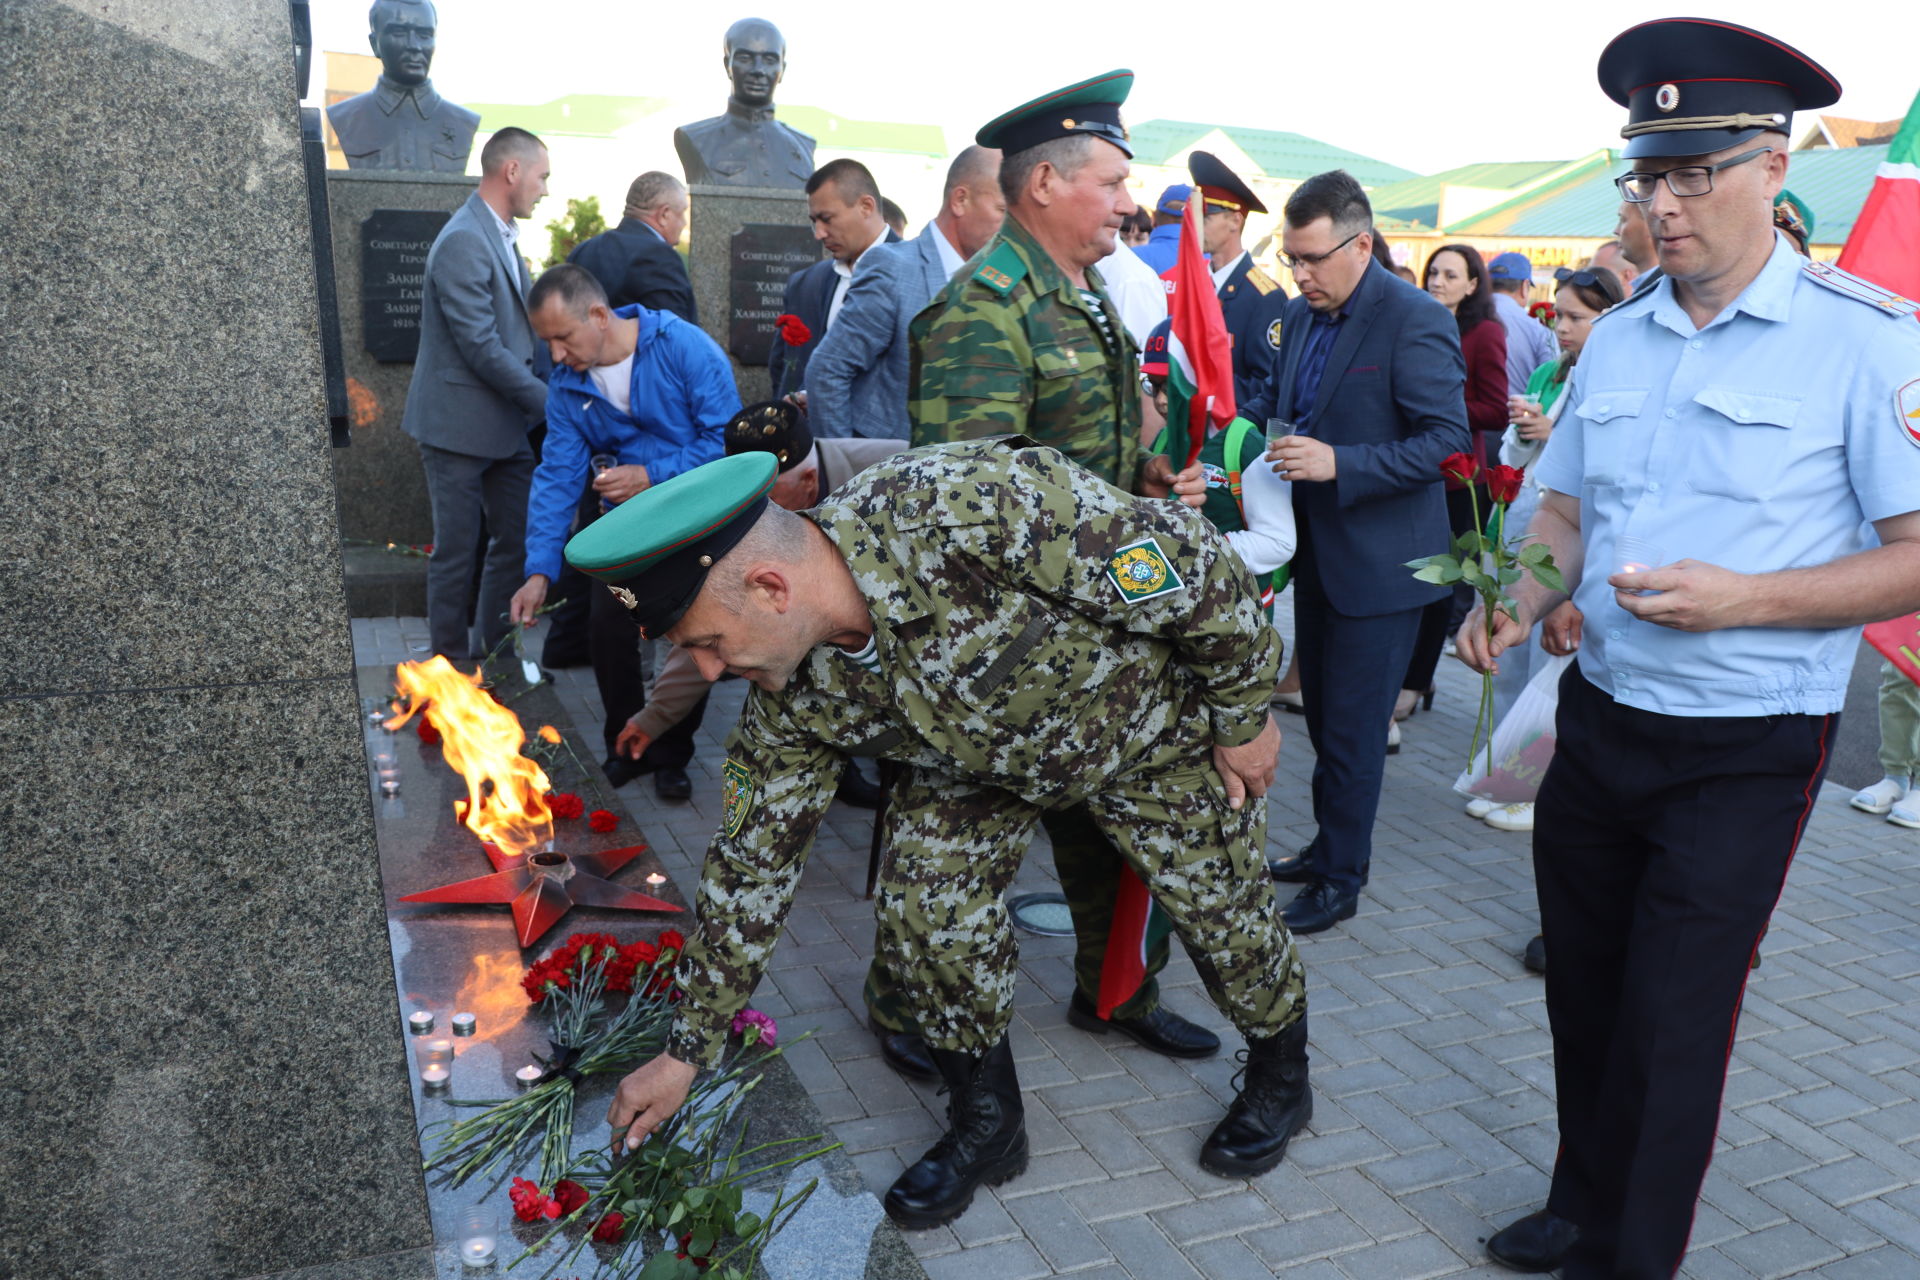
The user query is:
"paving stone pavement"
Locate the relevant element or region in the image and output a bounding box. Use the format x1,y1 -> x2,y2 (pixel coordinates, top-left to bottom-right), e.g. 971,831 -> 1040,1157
354,605 -> 1920,1279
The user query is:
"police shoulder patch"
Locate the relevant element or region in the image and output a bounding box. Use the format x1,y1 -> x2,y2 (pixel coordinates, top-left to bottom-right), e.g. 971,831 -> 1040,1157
1246,265 -> 1280,296
972,242 -> 1028,296
1105,537 -> 1186,603
1265,318 -> 1284,350
1898,378 -> 1920,451
721,758 -> 755,838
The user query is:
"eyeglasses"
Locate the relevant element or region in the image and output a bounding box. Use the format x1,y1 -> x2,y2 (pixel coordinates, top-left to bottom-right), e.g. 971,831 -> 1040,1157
1281,230 -> 1361,271
1615,147 -> 1773,203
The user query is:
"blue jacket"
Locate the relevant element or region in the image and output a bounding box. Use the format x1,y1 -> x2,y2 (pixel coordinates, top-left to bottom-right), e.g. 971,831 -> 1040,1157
1133,222 -> 1180,275
524,305 -> 738,580
806,225 -> 954,439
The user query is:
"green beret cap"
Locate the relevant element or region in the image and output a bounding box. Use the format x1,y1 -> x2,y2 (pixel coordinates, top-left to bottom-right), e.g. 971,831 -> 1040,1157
977,69 -> 1134,158
564,453 -> 777,638
1774,188 -> 1815,246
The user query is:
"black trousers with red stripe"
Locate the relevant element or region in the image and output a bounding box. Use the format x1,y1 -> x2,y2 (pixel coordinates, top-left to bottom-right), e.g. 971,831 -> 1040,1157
1535,668 -> 1834,1280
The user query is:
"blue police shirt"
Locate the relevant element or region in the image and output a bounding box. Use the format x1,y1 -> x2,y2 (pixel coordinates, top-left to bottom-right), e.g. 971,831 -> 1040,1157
1534,233 -> 1920,717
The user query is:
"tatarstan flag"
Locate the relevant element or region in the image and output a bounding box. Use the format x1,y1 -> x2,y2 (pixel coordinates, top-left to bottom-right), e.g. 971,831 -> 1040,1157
1837,88 -> 1920,301
1159,186 -> 1238,465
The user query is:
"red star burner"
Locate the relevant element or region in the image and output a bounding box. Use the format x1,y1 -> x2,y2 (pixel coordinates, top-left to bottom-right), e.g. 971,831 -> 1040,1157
400,840 -> 676,949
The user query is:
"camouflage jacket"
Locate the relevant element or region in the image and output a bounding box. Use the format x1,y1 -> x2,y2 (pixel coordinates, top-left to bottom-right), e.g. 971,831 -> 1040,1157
665,439 -> 1279,1065
906,216 -> 1142,490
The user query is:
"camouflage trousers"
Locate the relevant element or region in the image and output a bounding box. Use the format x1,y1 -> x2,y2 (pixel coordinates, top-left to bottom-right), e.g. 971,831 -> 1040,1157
864,802 -> 1171,1032
867,764 -> 1308,1055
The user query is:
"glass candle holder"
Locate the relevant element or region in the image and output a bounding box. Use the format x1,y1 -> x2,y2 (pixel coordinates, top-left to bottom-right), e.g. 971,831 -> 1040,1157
419,1040 -> 453,1088
457,1204 -> 497,1268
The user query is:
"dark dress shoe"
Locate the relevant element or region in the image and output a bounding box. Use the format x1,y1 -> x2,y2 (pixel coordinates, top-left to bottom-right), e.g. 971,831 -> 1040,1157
653,766 -> 692,801
603,755 -> 649,788
1282,878 -> 1358,935
1522,934 -> 1547,974
1267,844 -> 1316,883
875,1023 -> 938,1080
1486,1208 -> 1578,1272
1067,990 -> 1219,1058
835,761 -> 883,809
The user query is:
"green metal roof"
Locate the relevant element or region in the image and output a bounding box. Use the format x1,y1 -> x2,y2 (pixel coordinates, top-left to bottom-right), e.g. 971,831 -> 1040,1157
468,96 -> 946,156
1369,159 -> 1573,232
469,95 -> 671,138
1128,118 -> 1417,186
1450,145 -> 1886,245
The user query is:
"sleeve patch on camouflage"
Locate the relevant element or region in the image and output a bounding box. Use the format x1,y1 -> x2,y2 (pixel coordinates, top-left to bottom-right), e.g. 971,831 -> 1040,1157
721,758 -> 755,837
1105,537 -> 1186,603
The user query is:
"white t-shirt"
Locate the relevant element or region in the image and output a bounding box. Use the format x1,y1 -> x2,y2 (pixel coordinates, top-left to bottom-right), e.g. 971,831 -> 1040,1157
589,351 -> 633,416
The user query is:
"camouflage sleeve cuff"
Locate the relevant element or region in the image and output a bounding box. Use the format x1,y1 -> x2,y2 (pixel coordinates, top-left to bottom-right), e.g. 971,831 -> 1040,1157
1209,702 -> 1270,748
666,1011 -> 730,1070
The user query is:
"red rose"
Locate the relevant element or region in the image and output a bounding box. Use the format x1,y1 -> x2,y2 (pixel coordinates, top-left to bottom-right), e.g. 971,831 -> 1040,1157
677,1233 -> 713,1271
552,1179 -> 589,1215
416,718 -> 441,745
1439,452 -> 1479,485
547,792 -> 585,820
588,809 -> 618,833
592,1212 -> 626,1243
775,313 -> 811,346
1485,464 -> 1525,505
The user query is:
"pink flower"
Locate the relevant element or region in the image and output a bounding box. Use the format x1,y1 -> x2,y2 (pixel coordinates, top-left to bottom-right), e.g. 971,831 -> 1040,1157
732,1008 -> 778,1048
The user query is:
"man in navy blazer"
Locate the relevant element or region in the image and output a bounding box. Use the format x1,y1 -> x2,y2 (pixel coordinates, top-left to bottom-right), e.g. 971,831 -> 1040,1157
806,147 -> 1005,439
767,160 -> 898,407
567,171 -> 696,323
401,127 -> 552,661
1251,171 -> 1470,933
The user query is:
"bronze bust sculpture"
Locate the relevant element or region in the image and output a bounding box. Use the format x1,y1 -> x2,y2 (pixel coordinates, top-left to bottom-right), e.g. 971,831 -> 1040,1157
327,0 -> 480,173
673,19 -> 817,189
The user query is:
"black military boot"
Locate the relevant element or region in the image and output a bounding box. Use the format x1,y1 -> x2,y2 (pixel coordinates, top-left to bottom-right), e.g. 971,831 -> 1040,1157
1199,1014 -> 1313,1177
883,1036 -> 1028,1228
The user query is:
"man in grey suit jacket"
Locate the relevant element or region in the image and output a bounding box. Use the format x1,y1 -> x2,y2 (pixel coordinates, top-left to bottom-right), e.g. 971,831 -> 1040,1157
402,127 -> 552,660
805,147 -> 1004,439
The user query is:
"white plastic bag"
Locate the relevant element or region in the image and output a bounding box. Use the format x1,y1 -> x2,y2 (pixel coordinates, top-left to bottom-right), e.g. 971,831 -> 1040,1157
1454,652 -> 1574,804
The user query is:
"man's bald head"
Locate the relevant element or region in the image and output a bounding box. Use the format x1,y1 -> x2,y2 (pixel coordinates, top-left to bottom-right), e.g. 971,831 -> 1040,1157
724,17 -> 785,56
939,146 -> 1007,259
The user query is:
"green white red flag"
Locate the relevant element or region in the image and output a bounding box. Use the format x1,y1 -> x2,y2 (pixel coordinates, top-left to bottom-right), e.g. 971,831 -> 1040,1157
1159,190 -> 1238,465
1836,88 -> 1920,301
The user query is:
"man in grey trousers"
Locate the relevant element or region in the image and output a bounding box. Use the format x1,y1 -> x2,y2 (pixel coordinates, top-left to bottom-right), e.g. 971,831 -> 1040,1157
401,126 -> 552,660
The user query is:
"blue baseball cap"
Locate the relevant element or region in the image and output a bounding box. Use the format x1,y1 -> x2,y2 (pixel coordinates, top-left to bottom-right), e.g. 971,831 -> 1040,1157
1154,183 -> 1192,216
1488,252 -> 1533,282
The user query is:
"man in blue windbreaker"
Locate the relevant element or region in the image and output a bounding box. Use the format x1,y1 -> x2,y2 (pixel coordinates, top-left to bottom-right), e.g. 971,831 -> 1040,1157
510,263 -> 738,799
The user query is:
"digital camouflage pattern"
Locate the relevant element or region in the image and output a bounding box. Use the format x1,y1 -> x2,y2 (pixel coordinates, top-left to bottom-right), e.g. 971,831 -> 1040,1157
663,438 -> 1302,1066
906,216 -> 1142,490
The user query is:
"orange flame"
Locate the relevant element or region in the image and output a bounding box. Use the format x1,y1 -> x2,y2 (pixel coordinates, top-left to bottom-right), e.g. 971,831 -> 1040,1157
388,657 -> 553,858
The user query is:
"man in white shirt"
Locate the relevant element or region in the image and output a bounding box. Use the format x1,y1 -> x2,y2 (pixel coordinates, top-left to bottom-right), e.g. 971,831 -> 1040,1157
767,159 -> 899,406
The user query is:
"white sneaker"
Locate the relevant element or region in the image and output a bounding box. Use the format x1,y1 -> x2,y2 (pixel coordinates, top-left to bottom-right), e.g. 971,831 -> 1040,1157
1851,776 -> 1909,815
1386,719 -> 1401,755
1889,789 -> 1920,830
1465,797 -> 1497,819
1485,802 -> 1535,832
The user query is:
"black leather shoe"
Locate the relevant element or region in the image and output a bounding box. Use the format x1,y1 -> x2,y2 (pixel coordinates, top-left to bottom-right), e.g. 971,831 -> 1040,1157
884,1037 -> 1028,1228
603,755 -> 648,788
1067,990 -> 1219,1059
875,1022 -> 938,1080
1282,878 -> 1358,935
653,766 -> 692,802
1522,934 -> 1547,975
1199,1015 -> 1312,1177
1267,844 -> 1316,883
1486,1208 -> 1578,1272
835,761 -> 883,809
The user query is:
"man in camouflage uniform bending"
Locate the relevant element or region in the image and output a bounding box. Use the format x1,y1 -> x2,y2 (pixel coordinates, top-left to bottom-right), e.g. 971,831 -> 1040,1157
896,70 -> 1220,1072
585,440 -> 1313,1228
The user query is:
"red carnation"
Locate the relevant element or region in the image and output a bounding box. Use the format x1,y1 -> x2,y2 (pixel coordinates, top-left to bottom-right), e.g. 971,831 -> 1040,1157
658,929 -> 685,956
1439,452 -> 1479,485
588,809 -> 618,833
775,313 -> 811,346
1485,464 -> 1525,505
416,717 -> 441,745
547,791 -> 585,820
592,1212 -> 626,1243
509,1176 -> 554,1222
622,939 -> 659,968
552,1179 -> 589,1215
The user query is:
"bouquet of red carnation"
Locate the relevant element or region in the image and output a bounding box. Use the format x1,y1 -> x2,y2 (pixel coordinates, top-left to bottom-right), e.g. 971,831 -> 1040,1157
1528,299 -> 1556,328
1407,454 -> 1564,772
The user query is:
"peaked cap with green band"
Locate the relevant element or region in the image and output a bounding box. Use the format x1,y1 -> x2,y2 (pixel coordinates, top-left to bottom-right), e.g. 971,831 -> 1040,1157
976,69 -> 1133,158
564,453 -> 777,639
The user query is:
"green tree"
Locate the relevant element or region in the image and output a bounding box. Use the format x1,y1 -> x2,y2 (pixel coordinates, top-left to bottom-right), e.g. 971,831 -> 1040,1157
543,196 -> 606,268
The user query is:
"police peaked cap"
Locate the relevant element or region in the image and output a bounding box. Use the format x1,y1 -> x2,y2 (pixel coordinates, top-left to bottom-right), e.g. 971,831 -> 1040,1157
1188,151 -> 1267,215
